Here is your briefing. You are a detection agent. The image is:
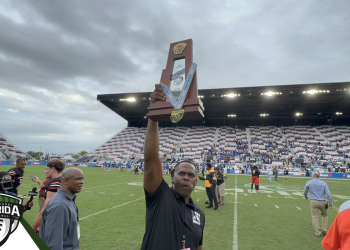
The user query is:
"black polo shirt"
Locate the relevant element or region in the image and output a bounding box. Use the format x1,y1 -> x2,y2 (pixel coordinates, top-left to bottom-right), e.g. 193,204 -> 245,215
141,179 -> 205,250
7,167 -> 24,195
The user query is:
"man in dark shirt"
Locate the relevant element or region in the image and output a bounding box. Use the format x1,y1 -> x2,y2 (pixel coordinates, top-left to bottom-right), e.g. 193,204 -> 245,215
40,168 -> 84,250
141,84 -> 205,250
199,164 -> 218,210
215,167 -> 225,205
251,167 -> 260,193
7,158 -> 27,196
284,168 -> 289,182
32,159 -> 65,230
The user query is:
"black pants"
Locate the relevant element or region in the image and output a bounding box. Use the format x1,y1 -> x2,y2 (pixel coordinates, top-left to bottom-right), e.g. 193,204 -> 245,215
206,186 -> 218,209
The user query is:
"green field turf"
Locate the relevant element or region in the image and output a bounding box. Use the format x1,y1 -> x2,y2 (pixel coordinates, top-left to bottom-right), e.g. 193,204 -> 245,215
1,165 -> 349,250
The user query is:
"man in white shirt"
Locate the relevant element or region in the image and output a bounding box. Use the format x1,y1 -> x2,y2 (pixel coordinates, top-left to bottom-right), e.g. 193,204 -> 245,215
267,167 -> 272,182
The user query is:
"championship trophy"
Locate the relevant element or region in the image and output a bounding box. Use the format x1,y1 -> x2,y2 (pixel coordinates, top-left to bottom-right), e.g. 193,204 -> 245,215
146,39 -> 204,123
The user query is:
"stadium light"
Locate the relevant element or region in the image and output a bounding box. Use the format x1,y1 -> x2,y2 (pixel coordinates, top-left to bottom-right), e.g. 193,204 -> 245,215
260,113 -> 269,117
303,90 -> 330,95
227,114 -> 236,117
295,112 -> 303,116
336,112 -> 343,115
198,95 -> 204,98
144,116 -> 147,118
119,97 -> 136,102
261,91 -> 282,96
221,93 -> 240,97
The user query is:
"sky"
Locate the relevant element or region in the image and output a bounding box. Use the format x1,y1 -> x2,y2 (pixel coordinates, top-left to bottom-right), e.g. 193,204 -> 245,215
0,0 -> 349,155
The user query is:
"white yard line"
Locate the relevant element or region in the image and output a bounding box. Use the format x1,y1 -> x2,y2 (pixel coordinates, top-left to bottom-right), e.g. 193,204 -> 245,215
275,205 -> 279,208
83,182 -> 129,190
296,207 -> 302,210
129,194 -> 135,196
113,193 -> 119,195
80,197 -> 144,220
196,199 -> 200,202
233,174 -> 238,250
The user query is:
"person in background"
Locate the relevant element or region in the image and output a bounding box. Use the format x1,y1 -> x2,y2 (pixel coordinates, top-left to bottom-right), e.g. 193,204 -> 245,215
32,176 -> 52,212
267,167 -> 272,182
283,168 -> 289,182
199,163 -> 218,210
273,167 -> 278,181
40,168 -> 84,250
303,172 -> 333,237
321,200 -> 350,249
215,167 -> 225,205
32,159 -> 65,230
7,158 -> 26,197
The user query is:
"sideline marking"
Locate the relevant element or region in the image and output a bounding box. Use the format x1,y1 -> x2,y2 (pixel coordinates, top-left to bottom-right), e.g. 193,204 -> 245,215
296,207 -> 302,210
277,191 -> 290,196
233,175 -> 238,250
80,197 -> 144,220
275,205 -> 279,208
83,182 -> 128,190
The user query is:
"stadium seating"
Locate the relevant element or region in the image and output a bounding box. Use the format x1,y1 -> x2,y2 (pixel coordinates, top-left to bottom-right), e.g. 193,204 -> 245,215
0,131 -> 30,160
81,126 -> 349,168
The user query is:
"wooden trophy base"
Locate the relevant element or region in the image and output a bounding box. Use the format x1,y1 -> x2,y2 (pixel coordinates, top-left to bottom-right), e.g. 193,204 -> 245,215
146,98 -> 204,122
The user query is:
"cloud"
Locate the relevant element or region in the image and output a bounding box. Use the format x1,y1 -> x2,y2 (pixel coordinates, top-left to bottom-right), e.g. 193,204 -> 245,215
0,0 -> 349,154
7,108 -> 19,113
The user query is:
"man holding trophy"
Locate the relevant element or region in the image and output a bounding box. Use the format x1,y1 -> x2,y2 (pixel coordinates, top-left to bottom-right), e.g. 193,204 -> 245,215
142,39 -> 205,250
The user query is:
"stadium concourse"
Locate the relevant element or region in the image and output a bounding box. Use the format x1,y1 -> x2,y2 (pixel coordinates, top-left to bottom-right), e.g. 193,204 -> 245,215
75,81 -> 350,174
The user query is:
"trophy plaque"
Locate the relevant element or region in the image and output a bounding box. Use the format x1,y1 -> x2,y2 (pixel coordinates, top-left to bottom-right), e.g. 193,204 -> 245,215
146,39 -> 204,123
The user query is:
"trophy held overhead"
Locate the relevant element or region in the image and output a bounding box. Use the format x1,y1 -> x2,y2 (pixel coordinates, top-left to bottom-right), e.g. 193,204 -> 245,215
146,39 -> 204,123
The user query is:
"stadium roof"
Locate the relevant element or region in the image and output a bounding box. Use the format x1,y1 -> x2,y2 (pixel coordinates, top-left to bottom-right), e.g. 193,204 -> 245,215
97,81 -> 350,128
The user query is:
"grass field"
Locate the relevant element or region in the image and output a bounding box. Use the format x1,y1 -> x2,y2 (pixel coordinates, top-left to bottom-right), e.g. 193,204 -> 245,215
2,164 -> 349,250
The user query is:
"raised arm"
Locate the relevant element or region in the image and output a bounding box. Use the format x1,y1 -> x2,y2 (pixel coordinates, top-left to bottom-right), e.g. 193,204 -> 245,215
143,84 -> 166,195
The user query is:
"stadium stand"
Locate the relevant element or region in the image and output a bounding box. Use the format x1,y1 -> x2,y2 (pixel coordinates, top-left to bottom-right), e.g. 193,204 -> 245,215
79,125 -> 349,172
0,131 -> 32,160
83,82 -> 350,171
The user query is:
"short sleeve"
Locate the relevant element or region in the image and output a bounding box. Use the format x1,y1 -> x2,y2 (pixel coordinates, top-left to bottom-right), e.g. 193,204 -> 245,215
47,181 -> 61,193
144,179 -> 169,208
199,215 -> 205,246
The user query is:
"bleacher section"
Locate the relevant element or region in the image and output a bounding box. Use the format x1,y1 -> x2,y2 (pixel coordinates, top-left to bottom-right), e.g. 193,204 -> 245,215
0,131 -> 30,160
249,126 -> 290,167
82,126 -> 349,166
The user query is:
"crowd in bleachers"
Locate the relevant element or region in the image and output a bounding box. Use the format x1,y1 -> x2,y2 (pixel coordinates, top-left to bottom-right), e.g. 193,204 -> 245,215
78,125 -> 350,172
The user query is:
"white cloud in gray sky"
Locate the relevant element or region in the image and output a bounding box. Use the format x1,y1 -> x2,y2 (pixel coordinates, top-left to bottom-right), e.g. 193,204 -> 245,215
0,0 -> 349,154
